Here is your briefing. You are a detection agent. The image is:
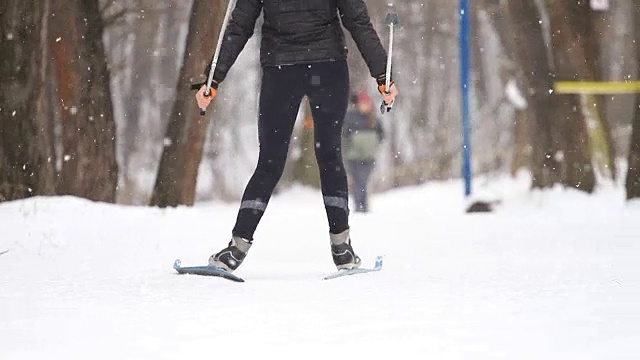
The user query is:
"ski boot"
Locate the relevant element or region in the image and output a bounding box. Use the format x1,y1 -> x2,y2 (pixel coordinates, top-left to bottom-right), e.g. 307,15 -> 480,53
208,236 -> 252,272
330,229 -> 361,270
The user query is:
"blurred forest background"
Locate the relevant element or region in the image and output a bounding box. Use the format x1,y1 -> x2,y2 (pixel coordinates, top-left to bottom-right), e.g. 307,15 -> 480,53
1,0 -> 639,206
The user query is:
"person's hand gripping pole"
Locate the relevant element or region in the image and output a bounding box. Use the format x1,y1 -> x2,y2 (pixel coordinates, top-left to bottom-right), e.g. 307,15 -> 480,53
196,0 -> 236,116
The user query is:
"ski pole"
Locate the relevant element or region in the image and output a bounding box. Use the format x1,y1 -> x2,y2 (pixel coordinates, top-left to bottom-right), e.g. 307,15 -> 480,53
380,11 -> 399,114
200,0 -> 236,116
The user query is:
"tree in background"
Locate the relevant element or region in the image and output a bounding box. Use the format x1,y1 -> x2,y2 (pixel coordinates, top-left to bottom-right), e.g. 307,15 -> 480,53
50,0 -> 118,202
151,0 -> 225,207
546,0 -> 598,192
626,5 -> 640,200
505,0 -> 560,189
502,0 -> 624,193
629,100 -> 640,200
0,0 -> 56,201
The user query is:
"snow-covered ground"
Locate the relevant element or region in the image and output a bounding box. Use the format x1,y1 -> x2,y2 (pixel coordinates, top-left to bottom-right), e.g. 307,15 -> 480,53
1,174 -> 639,359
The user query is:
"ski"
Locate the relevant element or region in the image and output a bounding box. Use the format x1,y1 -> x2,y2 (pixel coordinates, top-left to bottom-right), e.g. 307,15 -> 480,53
323,256 -> 383,280
173,259 -> 244,282
174,256 -> 383,282
0,249 -> 8,256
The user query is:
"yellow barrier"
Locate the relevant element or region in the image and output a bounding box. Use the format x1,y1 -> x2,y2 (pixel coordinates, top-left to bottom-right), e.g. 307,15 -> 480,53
554,81 -> 640,94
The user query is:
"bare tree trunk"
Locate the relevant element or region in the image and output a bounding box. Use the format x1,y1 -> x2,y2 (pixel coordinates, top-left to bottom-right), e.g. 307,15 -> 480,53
505,0 -> 559,189
50,0 -> 118,202
548,0 -> 614,192
587,5 -> 617,179
544,0 -> 594,192
553,94 -> 595,192
150,0 -> 224,207
0,0 -> 56,202
626,6 -> 640,200
511,108 -> 532,175
603,0 -> 637,159
625,101 -> 640,200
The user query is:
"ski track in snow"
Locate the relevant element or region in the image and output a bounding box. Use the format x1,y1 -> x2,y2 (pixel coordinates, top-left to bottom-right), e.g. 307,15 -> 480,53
1,176 -> 639,359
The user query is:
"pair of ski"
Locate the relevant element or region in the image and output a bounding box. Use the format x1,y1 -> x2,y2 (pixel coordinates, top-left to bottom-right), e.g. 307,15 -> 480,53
173,256 -> 383,282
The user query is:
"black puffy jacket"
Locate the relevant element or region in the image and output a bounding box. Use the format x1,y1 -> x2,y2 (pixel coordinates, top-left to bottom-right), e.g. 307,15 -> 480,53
207,0 -> 388,83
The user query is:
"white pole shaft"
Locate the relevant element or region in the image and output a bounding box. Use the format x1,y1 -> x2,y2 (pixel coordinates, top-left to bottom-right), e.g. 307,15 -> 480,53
385,23 -> 394,91
205,0 -> 236,96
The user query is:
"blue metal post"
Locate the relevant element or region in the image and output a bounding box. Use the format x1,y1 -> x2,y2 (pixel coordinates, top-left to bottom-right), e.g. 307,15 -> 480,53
459,0 -> 472,197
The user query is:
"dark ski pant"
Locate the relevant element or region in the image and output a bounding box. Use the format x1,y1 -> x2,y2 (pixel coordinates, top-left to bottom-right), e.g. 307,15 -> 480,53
232,61 -> 350,240
346,160 -> 375,212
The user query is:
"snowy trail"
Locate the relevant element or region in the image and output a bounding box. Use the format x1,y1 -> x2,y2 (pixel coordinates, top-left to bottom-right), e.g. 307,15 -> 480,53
1,178 -> 640,359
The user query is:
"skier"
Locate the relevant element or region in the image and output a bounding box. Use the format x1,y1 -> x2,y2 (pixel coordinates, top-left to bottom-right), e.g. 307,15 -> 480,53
343,92 -> 384,213
195,0 -> 399,272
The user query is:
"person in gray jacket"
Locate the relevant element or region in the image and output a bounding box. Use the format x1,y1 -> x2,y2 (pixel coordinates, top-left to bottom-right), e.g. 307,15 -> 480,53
343,92 -> 384,213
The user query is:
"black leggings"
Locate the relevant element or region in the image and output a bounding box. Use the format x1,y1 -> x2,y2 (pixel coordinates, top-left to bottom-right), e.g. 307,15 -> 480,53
232,61 -> 350,240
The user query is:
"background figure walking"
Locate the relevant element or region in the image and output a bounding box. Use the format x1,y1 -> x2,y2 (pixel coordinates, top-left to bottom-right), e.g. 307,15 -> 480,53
343,92 -> 385,213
